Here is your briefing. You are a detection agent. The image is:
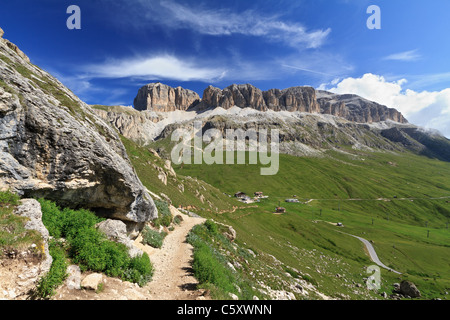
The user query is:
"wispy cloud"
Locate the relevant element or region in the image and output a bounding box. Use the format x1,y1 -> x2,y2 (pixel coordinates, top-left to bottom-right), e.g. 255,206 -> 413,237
130,0 -> 331,49
278,52 -> 355,80
282,64 -> 337,77
83,54 -> 226,82
383,49 -> 421,62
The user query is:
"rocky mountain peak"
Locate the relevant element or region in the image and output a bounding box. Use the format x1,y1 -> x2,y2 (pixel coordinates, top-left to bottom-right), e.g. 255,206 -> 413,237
134,82 -> 200,112
316,90 -> 408,124
132,81 -> 407,124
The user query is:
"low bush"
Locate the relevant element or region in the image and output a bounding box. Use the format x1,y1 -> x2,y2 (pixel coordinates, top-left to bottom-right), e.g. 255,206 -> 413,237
123,253 -> 154,287
187,221 -> 264,300
152,200 -> 173,227
204,219 -> 218,234
0,190 -> 20,205
34,240 -> 68,299
191,241 -> 235,293
141,226 -> 167,248
38,199 -> 154,292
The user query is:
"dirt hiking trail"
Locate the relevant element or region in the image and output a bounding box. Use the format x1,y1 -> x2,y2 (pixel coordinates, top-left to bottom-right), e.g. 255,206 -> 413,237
54,213 -> 208,300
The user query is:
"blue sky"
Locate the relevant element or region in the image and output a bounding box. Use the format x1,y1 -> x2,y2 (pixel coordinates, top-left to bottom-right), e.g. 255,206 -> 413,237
1,0 -> 450,136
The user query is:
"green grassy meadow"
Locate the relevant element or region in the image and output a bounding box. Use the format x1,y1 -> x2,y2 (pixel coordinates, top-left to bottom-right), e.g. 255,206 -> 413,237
125,136 -> 450,299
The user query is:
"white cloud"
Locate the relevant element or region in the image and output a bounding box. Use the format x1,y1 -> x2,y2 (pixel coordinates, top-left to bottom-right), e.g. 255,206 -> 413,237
84,54 -> 226,82
384,49 -> 421,61
321,73 -> 450,137
133,0 -> 331,49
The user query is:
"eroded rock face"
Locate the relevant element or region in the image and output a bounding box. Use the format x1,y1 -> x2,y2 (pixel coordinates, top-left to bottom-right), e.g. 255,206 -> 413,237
197,84 -> 320,113
196,84 -> 406,124
132,81 -> 407,125
0,29 -> 157,225
134,83 -> 200,112
316,91 -> 407,124
263,86 -> 320,113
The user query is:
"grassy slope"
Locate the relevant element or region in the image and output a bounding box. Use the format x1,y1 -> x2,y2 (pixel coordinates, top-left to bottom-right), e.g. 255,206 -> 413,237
124,135 -> 450,299
120,135 -> 237,212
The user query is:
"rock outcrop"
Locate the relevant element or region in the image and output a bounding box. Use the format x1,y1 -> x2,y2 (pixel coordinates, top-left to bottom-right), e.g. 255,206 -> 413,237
198,84 -> 268,111
263,86 -> 320,113
189,83 -> 406,124
132,82 -> 408,125
96,219 -> 143,256
316,91 -> 407,124
196,84 -> 320,113
0,199 -> 52,300
0,28 -> 157,228
92,105 -> 163,144
134,83 -> 200,112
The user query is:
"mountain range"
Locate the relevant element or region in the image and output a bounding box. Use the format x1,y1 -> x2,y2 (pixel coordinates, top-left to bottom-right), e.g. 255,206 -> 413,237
96,82 -> 450,162
133,82 -> 407,124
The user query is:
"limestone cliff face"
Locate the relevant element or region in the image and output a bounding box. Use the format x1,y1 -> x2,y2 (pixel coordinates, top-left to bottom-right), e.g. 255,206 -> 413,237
197,84 -> 320,113
134,82 -> 200,112
0,29 -> 157,227
263,86 -> 320,113
132,82 -> 407,125
316,91 -> 407,124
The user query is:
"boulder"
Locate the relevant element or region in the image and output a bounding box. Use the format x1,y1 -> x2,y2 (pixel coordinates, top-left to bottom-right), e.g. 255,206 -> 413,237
0,199 -> 52,300
400,280 -> 421,298
14,199 -> 52,273
65,265 -> 82,290
96,219 -> 143,257
81,273 -> 103,291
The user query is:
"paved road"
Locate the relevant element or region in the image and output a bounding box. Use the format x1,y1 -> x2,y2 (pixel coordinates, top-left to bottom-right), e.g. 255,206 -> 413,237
337,230 -> 402,275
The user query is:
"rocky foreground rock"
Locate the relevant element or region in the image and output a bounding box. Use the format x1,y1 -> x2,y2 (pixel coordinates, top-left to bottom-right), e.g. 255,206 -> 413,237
0,27 -> 157,230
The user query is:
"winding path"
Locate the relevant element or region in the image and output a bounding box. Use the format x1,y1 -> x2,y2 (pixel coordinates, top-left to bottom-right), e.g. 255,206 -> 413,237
134,213 -> 207,300
337,230 -> 402,274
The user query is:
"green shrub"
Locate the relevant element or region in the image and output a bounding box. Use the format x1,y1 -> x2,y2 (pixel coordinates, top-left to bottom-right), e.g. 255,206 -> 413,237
141,226 -> 167,248
190,241 -> 237,296
204,220 -> 218,235
123,253 -> 154,287
62,208 -> 104,240
0,190 -> 20,206
39,200 -> 66,238
39,199 -> 104,240
173,215 -> 183,225
154,199 -> 170,216
187,222 -> 265,300
39,199 -> 153,287
152,200 -> 173,227
34,240 -> 68,299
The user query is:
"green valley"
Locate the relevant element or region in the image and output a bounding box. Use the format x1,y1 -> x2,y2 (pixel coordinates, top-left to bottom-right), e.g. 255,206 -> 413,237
125,135 -> 450,299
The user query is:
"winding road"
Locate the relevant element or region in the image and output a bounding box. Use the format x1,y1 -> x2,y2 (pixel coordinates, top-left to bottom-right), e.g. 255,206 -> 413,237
337,230 -> 402,274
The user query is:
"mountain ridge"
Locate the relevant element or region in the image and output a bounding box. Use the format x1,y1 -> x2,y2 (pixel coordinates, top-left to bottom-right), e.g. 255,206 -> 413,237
132,82 -> 408,125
